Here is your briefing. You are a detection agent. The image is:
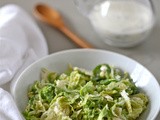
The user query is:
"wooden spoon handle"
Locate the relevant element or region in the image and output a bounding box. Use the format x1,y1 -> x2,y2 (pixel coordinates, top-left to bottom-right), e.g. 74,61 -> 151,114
59,26 -> 93,48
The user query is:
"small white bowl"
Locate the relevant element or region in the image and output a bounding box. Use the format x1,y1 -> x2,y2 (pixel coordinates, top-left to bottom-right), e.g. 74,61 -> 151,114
11,49 -> 160,120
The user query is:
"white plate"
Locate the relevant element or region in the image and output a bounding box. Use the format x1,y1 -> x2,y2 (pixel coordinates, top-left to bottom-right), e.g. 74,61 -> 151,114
12,49 -> 160,120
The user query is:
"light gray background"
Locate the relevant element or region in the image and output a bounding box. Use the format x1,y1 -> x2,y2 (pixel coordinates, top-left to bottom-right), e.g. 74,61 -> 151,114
0,0 -> 160,119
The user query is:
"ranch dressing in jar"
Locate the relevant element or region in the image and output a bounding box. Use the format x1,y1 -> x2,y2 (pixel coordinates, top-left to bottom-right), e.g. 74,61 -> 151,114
88,0 -> 155,47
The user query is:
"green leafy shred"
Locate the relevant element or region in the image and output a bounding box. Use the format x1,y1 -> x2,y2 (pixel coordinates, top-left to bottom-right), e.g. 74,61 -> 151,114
23,64 -> 148,120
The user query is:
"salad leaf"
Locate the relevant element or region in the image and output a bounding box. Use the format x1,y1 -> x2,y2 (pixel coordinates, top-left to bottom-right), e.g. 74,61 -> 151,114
23,64 -> 148,120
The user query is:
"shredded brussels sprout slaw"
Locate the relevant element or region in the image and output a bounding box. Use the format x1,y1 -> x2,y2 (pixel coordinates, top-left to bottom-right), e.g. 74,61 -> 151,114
23,64 -> 148,120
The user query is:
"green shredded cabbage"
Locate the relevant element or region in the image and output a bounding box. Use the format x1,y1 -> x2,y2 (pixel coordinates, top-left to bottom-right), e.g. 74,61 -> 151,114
23,64 -> 148,120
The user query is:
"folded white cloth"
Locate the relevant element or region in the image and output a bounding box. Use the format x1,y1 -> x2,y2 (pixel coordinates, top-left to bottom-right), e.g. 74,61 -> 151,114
0,88 -> 24,120
0,4 -> 48,86
0,20 -> 28,85
0,4 -> 48,120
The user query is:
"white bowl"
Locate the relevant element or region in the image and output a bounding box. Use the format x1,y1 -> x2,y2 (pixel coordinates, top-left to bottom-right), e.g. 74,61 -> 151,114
11,49 -> 160,120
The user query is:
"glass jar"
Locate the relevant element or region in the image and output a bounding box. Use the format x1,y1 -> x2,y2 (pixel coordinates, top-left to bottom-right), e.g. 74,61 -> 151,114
74,0 -> 155,47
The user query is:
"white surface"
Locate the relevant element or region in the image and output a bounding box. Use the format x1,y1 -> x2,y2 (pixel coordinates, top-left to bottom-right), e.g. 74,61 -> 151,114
12,49 -> 160,120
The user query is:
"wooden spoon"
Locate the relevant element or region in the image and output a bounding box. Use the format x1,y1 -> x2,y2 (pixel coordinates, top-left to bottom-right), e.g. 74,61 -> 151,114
34,3 -> 93,48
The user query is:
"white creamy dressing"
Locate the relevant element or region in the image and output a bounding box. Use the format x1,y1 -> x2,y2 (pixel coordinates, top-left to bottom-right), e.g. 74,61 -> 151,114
88,0 -> 154,47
